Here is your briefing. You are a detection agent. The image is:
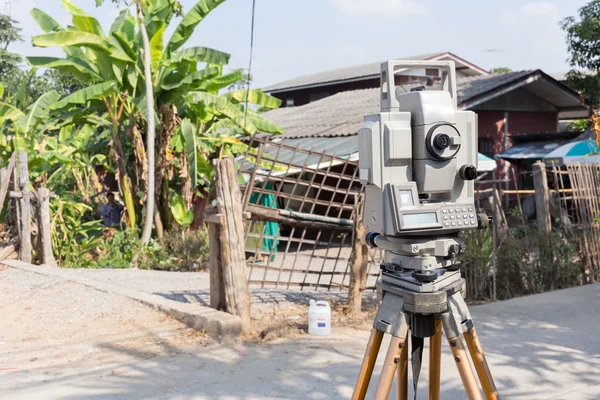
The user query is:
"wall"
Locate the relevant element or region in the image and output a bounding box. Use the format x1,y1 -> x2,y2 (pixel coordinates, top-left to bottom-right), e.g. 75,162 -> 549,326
477,110 -> 557,178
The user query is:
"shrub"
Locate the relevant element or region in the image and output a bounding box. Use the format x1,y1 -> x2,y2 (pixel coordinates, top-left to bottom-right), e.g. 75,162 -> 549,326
137,228 -> 209,271
460,224 -> 584,301
95,229 -> 143,269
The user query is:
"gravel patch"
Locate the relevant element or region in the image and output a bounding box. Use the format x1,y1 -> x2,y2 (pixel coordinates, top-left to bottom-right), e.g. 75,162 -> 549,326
0,266 -> 210,391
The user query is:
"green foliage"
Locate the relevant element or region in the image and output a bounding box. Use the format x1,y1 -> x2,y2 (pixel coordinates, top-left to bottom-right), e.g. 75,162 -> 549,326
489,67 -> 512,74
169,192 -> 194,227
562,1 -> 600,107
461,225 -> 584,301
0,0 -> 283,269
138,227 -> 210,271
0,14 -> 23,80
567,118 -> 589,132
50,197 -> 104,268
96,229 -> 143,269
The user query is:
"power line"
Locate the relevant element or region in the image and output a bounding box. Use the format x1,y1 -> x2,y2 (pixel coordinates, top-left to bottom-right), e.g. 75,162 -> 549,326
243,0 -> 257,132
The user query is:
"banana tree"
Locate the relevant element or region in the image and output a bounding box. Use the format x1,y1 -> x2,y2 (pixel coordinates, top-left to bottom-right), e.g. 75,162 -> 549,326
0,86 -> 110,201
28,0 -> 282,238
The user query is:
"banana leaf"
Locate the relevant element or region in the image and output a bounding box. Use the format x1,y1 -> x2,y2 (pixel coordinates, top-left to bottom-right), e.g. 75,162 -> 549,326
167,0 -> 226,53
62,0 -> 104,36
16,91 -> 61,133
226,89 -> 282,109
50,81 -> 118,111
27,57 -> 102,81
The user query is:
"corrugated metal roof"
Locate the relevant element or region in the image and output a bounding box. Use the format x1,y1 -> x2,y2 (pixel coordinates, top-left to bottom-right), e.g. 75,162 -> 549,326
456,71 -> 533,102
262,70 -> 588,140
239,135 -> 496,179
495,140 -> 568,161
262,52 -> 449,93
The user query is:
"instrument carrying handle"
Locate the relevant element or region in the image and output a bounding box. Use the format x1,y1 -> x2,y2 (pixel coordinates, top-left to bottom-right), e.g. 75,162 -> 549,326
380,60 -> 457,110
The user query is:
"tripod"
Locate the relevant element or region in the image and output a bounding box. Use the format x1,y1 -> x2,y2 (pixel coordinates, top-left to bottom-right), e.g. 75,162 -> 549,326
351,263 -> 499,400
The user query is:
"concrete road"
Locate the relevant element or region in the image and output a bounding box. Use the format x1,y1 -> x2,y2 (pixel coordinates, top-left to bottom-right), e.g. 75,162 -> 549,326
2,273 -> 600,399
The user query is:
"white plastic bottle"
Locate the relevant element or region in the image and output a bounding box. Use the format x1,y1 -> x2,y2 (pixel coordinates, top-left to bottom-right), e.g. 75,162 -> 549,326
308,300 -> 331,336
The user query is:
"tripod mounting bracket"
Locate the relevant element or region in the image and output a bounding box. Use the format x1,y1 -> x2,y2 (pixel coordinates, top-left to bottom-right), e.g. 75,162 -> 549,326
373,291 -> 409,338
378,278 -> 465,314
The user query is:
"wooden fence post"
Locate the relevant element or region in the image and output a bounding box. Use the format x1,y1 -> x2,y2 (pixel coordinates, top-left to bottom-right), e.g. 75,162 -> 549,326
18,152 -> 32,263
213,157 -> 251,331
208,222 -> 226,310
533,161 -> 551,234
0,153 -> 16,216
38,188 -> 57,266
348,194 -> 368,314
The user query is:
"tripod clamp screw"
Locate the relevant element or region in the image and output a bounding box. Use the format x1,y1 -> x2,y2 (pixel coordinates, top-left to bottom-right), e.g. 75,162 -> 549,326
380,262 -> 403,273
412,270 -> 438,283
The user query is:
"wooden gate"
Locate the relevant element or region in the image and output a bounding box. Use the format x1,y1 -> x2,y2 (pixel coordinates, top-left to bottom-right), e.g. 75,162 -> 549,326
238,136 -> 382,290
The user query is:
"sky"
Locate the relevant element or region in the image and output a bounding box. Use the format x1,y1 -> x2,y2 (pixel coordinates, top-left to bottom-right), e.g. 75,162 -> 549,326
5,0 -> 592,88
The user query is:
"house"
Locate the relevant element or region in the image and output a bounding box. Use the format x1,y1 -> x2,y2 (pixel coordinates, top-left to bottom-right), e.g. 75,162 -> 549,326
261,57 -> 589,175
264,52 -> 490,108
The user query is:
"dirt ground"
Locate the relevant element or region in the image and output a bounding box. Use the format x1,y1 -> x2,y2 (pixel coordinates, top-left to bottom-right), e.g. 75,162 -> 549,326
29,266 -> 379,341
4,265 -> 600,399
0,266 -> 211,385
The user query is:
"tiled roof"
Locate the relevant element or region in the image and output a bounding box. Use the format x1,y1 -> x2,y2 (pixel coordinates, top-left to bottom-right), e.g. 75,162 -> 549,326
263,71 -> 538,139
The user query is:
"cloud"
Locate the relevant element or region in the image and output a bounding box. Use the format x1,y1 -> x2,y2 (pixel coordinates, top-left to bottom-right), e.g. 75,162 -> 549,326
330,0 -> 426,16
338,45 -> 364,57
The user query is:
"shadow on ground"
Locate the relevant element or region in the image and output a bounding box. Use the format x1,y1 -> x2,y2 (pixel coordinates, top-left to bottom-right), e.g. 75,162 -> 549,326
3,284 -> 600,399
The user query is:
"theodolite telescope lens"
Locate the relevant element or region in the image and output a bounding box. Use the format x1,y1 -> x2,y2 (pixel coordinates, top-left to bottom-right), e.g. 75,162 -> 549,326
433,133 -> 451,150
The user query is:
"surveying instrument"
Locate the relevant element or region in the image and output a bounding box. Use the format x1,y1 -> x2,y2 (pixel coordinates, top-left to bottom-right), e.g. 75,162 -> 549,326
352,60 -> 498,400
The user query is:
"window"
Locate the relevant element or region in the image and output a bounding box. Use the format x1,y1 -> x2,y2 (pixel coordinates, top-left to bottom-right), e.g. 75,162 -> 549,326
425,68 -> 439,77
309,92 -> 329,103
285,98 -> 295,107
479,138 -> 494,157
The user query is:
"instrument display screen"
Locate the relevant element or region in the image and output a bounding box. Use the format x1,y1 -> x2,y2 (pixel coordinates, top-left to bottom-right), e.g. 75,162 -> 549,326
403,212 -> 438,227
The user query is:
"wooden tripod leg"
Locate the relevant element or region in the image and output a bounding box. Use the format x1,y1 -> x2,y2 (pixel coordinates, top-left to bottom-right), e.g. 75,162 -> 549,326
352,328 -> 384,400
374,335 -> 406,400
429,320 -> 442,400
447,335 -> 483,400
465,328 -> 499,400
396,335 -> 408,400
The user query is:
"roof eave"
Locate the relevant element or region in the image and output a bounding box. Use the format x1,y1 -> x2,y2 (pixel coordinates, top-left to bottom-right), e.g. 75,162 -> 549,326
460,70 -> 588,115
264,74 -> 379,94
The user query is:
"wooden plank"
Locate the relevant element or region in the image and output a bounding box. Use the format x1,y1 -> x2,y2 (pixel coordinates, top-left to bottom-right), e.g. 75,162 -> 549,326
348,193 -> 368,314
208,223 -> 225,310
532,161 -> 551,234
0,153 -> 16,216
214,157 -> 251,332
247,204 -> 352,233
241,142 -> 264,211
37,188 -> 57,266
18,152 -> 32,264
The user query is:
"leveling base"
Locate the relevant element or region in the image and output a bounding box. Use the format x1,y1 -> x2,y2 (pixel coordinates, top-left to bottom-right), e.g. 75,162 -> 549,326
351,274 -> 499,400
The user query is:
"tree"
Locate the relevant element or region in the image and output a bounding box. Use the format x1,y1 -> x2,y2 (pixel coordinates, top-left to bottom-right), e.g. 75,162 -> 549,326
27,0 -> 282,242
42,70 -> 87,95
562,0 -> 600,108
0,14 -> 24,101
489,67 -> 512,74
